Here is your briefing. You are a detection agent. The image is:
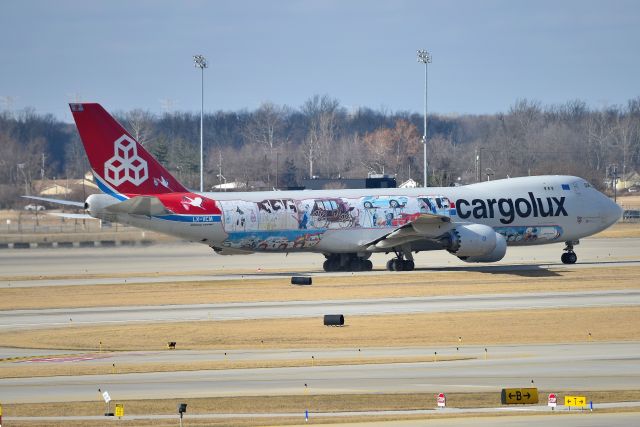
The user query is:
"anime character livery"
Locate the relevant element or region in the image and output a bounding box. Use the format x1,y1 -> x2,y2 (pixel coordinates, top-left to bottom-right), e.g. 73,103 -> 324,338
68,103 -> 623,272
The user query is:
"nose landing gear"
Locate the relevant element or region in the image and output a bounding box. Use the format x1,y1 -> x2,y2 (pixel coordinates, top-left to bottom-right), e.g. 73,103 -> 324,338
561,241 -> 578,264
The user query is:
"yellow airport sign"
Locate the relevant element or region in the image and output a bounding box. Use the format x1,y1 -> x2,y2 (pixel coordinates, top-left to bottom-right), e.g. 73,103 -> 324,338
115,403 -> 124,417
501,387 -> 538,404
565,395 -> 587,407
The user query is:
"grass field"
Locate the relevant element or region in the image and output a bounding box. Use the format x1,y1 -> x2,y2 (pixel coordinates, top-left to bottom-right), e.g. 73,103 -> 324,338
1,306 -> 637,351
3,390 -> 640,424
2,265 -> 639,311
593,221 -> 640,238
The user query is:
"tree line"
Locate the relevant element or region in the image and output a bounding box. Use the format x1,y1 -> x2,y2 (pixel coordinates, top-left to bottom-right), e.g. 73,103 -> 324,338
0,95 -> 639,208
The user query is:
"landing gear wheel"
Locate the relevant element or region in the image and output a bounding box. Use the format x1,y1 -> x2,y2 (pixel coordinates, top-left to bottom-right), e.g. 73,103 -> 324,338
561,241 -> 578,265
403,260 -> 415,271
363,259 -> 373,271
561,252 -> 577,264
350,258 -> 362,272
392,258 -> 404,271
323,258 -> 340,272
386,259 -> 395,271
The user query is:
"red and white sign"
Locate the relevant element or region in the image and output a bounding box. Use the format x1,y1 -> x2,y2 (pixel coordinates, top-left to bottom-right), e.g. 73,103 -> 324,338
548,393 -> 557,408
437,393 -> 446,408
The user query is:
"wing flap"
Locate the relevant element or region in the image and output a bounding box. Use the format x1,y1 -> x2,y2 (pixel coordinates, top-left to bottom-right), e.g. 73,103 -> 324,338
364,213 -> 452,250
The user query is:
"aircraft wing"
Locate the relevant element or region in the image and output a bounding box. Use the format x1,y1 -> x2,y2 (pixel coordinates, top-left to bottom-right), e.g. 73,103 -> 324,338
364,213 -> 452,250
105,196 -> 173,216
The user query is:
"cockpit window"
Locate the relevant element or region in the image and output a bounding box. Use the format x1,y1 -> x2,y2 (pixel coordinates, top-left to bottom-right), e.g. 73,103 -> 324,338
583,182 -> 592,188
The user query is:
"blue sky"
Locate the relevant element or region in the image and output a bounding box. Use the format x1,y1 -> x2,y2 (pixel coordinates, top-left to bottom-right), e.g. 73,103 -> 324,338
1,0 -> 639,121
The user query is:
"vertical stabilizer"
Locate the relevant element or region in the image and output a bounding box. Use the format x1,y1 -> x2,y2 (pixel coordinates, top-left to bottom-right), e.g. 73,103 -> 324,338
70,103 -> 187,198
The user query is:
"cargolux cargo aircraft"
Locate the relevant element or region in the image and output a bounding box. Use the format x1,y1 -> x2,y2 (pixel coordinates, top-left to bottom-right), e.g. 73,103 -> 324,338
56,103 -> 625,271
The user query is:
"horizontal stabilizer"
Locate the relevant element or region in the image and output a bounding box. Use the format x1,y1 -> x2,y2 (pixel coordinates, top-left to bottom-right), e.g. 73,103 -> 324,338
48,212 -> 94,219
22,195 -> 84,208
106,196 -> 173,216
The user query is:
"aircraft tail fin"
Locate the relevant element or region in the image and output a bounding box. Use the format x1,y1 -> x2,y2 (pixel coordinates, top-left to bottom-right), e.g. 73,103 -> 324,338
69,103 -> 188,198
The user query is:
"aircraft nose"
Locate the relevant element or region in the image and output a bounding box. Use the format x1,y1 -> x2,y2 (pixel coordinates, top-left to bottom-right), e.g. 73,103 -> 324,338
604,197 -> 623,226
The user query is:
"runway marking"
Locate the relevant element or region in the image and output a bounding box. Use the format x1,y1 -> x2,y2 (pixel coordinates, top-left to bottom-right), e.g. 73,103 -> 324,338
19,354 -> 110,363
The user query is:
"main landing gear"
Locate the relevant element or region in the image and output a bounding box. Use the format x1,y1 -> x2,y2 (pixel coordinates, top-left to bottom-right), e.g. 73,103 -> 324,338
323,253 -> 373,272
561,241 -> 578,264
386,248 -> 415,271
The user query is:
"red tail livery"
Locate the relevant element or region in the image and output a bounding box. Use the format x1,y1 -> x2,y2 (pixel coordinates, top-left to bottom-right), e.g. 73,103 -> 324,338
70,103 -> 187,198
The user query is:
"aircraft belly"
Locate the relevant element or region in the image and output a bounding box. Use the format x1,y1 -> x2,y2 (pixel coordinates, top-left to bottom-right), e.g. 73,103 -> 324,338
494,224 -> 564,246
315,229 -> 390,253
123,214 -> 227,243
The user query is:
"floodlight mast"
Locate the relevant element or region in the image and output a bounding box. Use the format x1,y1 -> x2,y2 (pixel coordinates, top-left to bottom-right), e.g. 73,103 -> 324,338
417,49 -> 431,188
193,54 -> 208,192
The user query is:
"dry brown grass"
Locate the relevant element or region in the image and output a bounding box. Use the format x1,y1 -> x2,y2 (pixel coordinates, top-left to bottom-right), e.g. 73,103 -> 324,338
0,355 -> 471,379
2,266 -> 640,311
1,306 -> 638,351
6,390 -> 640,416
617,194 -> 640,210
3,390 -> 640,420
593,221 -> 640,238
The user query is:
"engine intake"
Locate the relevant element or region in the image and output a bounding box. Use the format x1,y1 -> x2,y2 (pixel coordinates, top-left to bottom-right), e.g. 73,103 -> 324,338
444,223 -> 507,263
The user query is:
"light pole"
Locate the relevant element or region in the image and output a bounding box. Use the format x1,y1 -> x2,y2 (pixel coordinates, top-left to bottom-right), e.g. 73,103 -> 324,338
193,54 -> 208,192
417,49 -> 431,188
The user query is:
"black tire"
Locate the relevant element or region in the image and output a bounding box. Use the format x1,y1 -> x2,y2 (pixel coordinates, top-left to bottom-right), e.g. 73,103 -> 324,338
386,259 -> 395,271
567,252 -> 577,264
403,260 -> 415,271
393,258 -> 404,271
323,259 -> 333,272
350,258 -> 362,271
363,259 -> 373,271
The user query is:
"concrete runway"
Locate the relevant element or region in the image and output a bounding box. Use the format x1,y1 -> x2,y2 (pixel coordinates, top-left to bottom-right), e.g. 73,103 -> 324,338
309,413 -> 640,427
1,342 -> 638,403
1,236 -> 639,423
2,290 -> 639,331
1,237 -> 639,288
5,407 -> 640,425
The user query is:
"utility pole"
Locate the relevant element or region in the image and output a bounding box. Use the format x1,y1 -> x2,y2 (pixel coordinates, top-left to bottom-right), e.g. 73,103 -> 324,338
475,147 -> 484,183
275,151 -> 279,189
609,164 -> 619,203
193,54 -> 208,192
417,49 -> 432,187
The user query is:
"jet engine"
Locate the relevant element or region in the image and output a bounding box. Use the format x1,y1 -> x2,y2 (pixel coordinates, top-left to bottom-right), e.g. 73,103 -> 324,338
443,223 -> 507,263
84,194 -> 119,221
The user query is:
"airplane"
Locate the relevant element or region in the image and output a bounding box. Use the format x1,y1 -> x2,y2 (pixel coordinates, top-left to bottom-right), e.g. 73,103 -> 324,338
46,103 -> 623,272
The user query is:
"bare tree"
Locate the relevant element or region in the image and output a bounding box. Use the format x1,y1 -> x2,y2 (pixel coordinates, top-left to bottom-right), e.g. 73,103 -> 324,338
126,109 -> 155,146
301,95 -> 341,178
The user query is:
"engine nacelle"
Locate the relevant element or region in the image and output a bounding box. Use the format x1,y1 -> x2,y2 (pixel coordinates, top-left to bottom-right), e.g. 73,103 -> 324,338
444,223 -> 507,263
84,194 -> 119,219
